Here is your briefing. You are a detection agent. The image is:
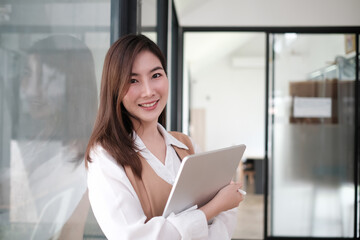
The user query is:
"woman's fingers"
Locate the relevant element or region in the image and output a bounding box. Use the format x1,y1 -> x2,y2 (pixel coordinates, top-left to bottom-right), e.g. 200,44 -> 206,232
230,181 -> 243,190
230,182 -> 246,195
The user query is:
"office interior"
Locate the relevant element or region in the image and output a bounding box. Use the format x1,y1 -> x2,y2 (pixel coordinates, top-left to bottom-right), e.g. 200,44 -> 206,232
0,0 -> 359,239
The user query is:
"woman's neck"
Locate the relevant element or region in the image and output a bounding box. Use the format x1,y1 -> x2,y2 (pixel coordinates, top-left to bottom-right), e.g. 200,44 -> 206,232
135,121 -> 166,164
134,121 -> 160,141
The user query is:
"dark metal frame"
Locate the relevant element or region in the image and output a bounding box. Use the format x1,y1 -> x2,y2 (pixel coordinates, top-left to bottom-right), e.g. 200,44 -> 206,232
157,0 -> 168,60
170,4 -> 183,131
110,0 -> 137,43
157,0 -> 183,131
182,26 -> 360,33
355,33 -> 359,239
178,26 -> 360,240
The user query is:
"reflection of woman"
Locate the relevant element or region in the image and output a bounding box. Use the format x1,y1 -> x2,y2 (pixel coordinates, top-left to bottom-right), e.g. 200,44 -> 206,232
86,34 -> 243,239
11,35 -> 97,239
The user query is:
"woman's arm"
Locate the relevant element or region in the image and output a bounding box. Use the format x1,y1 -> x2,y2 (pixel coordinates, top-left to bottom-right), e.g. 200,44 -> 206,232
191,137 -> 243,220
199,182 -> 243,239
190,137 -> 243,239
87,146 -> 209,240
199,182 -> 243,221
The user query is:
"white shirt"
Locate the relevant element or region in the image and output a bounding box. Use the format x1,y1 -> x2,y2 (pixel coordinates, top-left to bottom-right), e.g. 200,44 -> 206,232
11,140 -> 88,239
87,124 -> 238,240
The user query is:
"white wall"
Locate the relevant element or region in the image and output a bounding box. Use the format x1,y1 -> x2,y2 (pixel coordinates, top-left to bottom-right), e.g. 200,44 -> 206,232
184,33 -> 265,157
190,60 -> 265,157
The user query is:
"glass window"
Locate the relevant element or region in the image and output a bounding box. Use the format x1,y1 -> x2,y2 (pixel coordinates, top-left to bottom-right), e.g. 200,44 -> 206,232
268,33 -> 356,238
140,0 -> 157,43
0,1 -> 110,239
183,32 -> 266,239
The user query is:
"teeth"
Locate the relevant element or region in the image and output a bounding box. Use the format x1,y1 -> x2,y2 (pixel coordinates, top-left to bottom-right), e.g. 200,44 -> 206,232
140,101 -> 157,107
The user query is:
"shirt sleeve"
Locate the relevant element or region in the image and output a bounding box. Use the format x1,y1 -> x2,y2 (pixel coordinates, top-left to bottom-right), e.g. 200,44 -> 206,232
207,208 -> 238,239
87,146 -> 209,240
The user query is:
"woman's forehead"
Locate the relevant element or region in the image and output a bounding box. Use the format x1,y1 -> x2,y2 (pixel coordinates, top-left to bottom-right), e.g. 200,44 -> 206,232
131,50 -> 163,73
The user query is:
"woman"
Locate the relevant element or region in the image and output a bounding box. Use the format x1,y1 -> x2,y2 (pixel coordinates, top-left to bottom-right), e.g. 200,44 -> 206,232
85,34 -> 243,240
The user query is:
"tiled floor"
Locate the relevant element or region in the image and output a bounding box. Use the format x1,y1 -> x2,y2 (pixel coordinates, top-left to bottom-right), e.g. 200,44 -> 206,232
232,181 -> 264,240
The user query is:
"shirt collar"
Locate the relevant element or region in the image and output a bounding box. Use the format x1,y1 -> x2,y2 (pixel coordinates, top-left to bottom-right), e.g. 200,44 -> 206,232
157,123 -> 189,150
133,123 -> 189,152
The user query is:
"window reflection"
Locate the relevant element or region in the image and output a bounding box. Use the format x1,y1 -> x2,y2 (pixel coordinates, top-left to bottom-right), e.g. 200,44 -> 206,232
0,1 -> 109,238
9,35 -> 97,239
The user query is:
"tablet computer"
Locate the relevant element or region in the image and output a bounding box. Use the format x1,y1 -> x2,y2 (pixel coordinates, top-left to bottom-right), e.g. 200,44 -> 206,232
162,144 -> 246,217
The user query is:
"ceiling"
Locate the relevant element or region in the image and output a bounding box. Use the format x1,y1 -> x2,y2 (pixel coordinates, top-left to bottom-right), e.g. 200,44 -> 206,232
183,32 -> 265,75
173,0 -> 359,75
173,0 -> 360,27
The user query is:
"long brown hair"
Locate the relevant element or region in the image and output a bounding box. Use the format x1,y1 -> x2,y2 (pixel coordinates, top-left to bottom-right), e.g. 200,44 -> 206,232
24,35 -> 98,165
85,34 -> 167,177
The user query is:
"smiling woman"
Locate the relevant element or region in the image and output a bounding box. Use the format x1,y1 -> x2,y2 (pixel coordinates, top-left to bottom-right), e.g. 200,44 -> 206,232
84,34 -> 245,240
122,50 -> 169,130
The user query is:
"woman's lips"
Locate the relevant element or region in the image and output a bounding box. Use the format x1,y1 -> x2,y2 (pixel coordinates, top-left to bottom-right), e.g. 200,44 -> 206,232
138,100 -> 159,108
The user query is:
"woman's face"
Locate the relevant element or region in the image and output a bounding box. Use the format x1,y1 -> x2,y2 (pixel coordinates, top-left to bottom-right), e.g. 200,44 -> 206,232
21,55 -> 66,119
122,50 -> 168,127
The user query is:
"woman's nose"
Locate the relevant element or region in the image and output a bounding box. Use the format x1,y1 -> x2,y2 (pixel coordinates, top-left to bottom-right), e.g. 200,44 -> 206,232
24,76 -> 41,99
141,80 -> 154,97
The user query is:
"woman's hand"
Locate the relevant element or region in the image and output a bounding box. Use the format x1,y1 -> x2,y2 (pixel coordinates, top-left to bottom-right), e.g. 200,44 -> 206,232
213,182 -> 244,210
199,182 -> 244,221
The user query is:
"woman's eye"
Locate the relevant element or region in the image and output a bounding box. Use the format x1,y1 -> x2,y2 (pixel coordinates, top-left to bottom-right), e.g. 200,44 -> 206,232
152,73 -> 161,79
130,79 -> 138,84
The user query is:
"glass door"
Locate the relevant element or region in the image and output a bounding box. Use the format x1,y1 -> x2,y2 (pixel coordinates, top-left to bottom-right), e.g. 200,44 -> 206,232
0,1 -> 110,239
268,33 -> 357,238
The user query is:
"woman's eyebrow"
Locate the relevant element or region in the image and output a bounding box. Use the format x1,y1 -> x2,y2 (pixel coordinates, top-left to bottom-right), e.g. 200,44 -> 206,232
150,66 -> 163,72
131,66 -> 163,76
